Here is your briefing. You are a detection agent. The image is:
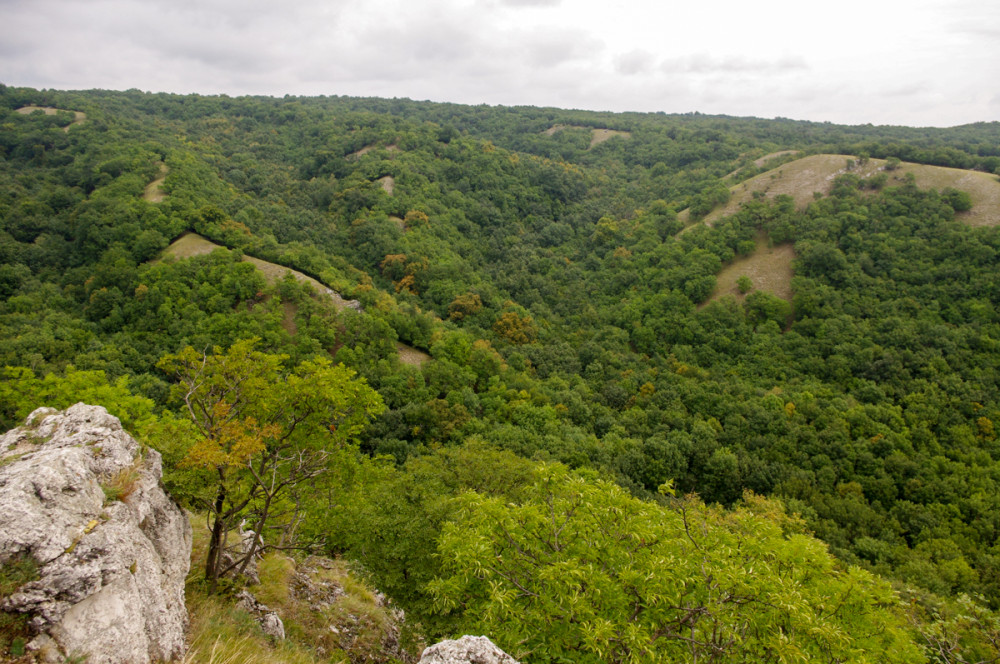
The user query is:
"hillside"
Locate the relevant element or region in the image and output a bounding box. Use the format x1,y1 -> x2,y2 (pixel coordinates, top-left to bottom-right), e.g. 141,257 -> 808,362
681,153 -> 1000,227
3,86 -> 1000,663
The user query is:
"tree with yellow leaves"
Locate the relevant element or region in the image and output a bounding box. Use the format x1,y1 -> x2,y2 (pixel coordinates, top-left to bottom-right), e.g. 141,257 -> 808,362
157,339 -> 384,589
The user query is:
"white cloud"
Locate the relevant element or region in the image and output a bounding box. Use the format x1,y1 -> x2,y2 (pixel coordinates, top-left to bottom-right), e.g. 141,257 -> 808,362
0,0 -> 996,126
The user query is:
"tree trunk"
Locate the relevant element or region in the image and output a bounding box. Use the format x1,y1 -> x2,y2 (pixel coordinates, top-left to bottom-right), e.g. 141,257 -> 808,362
205,483 -> 227,592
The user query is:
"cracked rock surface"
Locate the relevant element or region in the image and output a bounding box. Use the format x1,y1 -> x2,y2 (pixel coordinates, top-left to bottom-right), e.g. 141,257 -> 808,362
0,404 -> 191,663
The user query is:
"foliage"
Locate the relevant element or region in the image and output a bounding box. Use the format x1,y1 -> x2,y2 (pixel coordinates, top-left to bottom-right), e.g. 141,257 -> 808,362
157,338 -> 384,587
430,465 -> 923,664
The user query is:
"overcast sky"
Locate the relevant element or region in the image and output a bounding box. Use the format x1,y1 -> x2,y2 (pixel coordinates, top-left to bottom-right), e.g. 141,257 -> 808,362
2,0 -> 998,127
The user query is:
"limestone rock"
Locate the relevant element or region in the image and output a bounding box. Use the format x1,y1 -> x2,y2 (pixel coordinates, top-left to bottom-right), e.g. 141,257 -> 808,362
236,589 -> 285,640
0,404 -> 191,664
419,636 -> 519,664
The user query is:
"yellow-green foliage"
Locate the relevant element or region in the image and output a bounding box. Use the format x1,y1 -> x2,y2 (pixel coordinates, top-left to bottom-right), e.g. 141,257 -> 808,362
431,464 -> 925,664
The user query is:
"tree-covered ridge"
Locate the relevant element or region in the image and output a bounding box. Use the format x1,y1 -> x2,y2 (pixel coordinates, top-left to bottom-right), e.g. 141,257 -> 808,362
3,83 -> 1000,661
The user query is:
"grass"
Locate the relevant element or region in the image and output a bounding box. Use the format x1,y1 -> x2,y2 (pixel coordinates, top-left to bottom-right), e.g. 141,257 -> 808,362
143,162 -> 168,203
542,124 -> 632,149
680,154 -> 1000,231
707,232 -> 796,306
183,517 -> 419,664
159,233 -> 431,366
101,458 -> 143,504
0,554 -> 39,658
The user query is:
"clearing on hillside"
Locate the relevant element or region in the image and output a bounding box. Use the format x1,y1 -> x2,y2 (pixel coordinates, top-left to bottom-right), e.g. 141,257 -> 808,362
754,150 -> 801,168
708,232 -> 796,306
542,125 -> 632,149
15,105 -> 86,132
143,162 -> 168,203
348,144 -> 399,159
159,233 -> 430,365
378,175 -> 395,195
589,128 -> 630,149
680,154 -> 1000,230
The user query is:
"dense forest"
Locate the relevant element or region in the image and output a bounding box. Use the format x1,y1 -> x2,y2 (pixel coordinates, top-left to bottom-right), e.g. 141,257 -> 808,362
3,83 -> 1000,663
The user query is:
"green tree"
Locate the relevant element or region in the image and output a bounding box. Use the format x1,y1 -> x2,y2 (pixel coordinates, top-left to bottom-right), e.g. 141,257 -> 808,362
430,465 -> 923,664
157,338 -> 384,589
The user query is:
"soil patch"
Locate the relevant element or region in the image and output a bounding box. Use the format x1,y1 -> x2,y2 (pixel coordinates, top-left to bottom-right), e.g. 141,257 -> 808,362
15,105 -> 86,132
708,232 -> 796,306
143,162 -> 168,203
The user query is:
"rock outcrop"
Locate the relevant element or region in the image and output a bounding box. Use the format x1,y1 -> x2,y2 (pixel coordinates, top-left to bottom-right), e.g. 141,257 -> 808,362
419,636 -> 519,664
236,589 -> 285,640
0,404 -> 191,663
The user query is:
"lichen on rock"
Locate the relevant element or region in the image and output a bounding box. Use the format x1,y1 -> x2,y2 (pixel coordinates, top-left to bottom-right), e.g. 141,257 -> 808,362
0,403 -> 191,663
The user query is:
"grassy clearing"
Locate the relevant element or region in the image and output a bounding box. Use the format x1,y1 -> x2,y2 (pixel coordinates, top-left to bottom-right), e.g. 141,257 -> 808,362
708,232 -> 796,306
542,125 -> 631,149
681,154 -> 1000,230
14,106 -> 86,132
377,176 -> 394,195
753,150 -> 801,168
143,162 -> 168,203
588,128 -> 630,149
159,234 -> 430,365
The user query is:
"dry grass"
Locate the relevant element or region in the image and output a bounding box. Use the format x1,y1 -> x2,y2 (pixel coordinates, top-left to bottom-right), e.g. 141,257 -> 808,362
377,176 -> 394,195
707,232 -> 796,306
680,154 -> 1000,230
143,162 -> 168,203
588,128 -> 630,149
753,150 -> 801,168
158,234 -> 430,365
14,106 -> 86,132
396,342 -> 430,367
161,233 -> 222,260
542,125 -> 631,149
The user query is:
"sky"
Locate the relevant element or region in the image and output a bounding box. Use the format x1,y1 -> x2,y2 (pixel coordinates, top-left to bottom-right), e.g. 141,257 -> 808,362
2,0 -> 998,127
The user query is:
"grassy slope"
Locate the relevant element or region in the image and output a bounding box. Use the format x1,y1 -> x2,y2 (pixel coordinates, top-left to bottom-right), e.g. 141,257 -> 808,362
681,154 -> 1000,228
160,234 -> 431,366
687,154 -> 1000,305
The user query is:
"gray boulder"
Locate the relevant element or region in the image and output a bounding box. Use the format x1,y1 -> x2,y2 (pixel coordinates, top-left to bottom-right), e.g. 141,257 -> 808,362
0,404 -> 191,663
419,636 -> 519,664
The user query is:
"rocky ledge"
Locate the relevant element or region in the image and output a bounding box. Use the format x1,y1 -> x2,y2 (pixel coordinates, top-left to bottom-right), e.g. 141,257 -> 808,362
0,404 -> 191,663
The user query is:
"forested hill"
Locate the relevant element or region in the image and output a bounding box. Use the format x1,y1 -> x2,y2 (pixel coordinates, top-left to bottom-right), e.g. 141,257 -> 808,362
4,84 -> 1000,662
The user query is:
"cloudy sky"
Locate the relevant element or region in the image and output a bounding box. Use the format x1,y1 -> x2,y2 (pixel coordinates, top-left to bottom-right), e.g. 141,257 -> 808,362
2,0 -> 998,127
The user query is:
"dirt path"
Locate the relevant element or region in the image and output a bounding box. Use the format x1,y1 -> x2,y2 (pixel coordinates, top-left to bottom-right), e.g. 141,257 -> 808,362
143,163 -> 168,203
15,106 -> 86,132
